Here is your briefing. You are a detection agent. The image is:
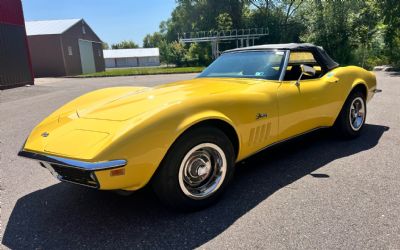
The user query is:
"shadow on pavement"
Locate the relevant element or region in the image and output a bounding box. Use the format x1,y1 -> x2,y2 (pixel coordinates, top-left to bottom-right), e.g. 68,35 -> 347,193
2,124 -> 388,249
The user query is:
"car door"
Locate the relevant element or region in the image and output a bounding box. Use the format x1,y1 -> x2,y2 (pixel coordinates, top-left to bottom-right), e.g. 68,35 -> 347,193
277,51 -> 341,141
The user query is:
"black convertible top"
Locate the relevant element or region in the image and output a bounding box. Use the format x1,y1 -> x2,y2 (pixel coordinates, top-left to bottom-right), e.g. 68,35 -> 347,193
225,43 -> 339,71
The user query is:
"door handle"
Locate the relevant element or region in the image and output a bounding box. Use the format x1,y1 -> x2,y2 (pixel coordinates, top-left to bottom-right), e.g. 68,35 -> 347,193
327,76 -> 339,83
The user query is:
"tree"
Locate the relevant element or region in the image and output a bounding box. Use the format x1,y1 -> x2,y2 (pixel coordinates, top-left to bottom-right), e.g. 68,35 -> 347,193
143,32 -> 165,48
299,0 -> 354,64
102,42 -> 109,49
145,0 -> 400,68
159,40 -> 172,66
349,0 -> 381,68
158,41 -> 189,67
378,0 -> 400,67
216,13 -> 233,31
185,43 -> 212,66
111,40 -> 139,49
163,0 -> 248,42
169,41 -> 188,67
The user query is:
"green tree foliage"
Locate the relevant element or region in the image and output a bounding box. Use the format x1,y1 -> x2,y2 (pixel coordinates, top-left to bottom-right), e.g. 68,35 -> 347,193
349,1 -> 384,68
378,0 -> 400,67
102,42 -> 109,50
167,0 -> 246,37
158,40 -> 171,65
247,0 -> 305,43
300,0 -> 355,64
143,32 -> 165,48
158,40 -> 188,67
111,40 -> 139,49
168,41 -> 188,67
142,0 -> 400,69
216,13 -> 233,31
185,43 -> 212,66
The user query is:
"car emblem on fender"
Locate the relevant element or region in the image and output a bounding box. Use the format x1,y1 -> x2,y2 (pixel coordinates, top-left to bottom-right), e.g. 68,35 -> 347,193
256,113 -> 268,120
41,132 -> 49,137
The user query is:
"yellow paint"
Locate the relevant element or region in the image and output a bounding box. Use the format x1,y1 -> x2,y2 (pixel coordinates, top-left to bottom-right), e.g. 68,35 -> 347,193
22,66 -> 377,191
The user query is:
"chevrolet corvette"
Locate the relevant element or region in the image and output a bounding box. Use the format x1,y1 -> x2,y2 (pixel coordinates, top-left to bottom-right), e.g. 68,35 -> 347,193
19,43 -> 380,210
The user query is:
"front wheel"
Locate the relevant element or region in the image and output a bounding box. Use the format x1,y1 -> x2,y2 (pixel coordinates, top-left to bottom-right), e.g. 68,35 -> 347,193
335,91 -> 366,138
152,127 -> 235,211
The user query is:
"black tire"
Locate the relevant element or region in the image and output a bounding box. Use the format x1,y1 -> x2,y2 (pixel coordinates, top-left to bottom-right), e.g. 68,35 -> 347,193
151,126 -> 235,211
334,90 -> 367,139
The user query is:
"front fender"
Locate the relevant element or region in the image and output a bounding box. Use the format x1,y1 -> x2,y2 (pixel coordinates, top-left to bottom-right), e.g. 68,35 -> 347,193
94,109 -> 240,191
177,110 -> 238,137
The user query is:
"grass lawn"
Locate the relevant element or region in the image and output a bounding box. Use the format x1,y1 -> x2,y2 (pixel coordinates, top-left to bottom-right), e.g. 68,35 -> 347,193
76,66 -> 205,78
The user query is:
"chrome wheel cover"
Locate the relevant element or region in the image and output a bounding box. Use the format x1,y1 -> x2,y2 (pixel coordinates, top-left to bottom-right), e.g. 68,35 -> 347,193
349,97 -> 365,131
178,143 -> 227,200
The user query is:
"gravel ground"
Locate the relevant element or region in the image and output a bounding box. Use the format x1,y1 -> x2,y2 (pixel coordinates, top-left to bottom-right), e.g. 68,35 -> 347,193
0,72 -> 399,249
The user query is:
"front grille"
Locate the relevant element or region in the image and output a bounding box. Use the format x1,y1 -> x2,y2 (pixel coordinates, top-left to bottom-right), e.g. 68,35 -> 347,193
50,164 -> 99,188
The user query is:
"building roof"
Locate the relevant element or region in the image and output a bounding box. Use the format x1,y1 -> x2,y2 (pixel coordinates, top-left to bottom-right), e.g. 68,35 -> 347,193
103,48 -> 160,59
25,18 -> 82,36
225,43 -> 339,71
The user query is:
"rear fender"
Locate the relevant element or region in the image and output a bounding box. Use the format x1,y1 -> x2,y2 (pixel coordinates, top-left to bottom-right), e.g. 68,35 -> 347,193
351,79 -> 368,97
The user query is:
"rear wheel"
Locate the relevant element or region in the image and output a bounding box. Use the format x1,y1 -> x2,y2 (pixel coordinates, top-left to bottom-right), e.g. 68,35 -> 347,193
335,91 -> 366,138
152,127 -> 235,211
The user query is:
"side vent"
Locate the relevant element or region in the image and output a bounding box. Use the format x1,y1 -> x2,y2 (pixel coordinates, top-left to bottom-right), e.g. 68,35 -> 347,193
248,123 -> 271,146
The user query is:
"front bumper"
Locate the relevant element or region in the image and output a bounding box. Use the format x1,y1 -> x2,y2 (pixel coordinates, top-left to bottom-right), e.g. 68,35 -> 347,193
18,150 -> 127,188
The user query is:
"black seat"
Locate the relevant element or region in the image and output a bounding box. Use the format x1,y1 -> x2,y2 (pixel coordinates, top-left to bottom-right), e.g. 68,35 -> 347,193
284,65 -> 302,81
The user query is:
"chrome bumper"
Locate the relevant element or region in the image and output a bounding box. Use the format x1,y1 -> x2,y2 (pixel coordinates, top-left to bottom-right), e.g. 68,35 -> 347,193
18,150 -> 127,188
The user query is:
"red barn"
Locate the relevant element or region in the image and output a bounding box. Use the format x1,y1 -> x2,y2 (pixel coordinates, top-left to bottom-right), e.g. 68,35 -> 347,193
0,0 -> 34,89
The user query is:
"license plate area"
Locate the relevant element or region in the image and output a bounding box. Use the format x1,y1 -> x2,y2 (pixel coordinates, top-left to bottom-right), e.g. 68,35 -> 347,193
40,162 -> 99,188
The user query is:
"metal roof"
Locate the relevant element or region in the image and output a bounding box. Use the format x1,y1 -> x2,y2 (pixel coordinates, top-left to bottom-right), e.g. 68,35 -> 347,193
103,48 -> 160,58
25,19 -> 82,36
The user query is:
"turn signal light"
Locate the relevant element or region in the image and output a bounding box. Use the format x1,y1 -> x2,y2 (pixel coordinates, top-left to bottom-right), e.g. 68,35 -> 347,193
110,168 -> 125,176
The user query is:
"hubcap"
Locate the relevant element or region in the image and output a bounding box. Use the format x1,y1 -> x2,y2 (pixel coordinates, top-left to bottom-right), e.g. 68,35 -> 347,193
178,143 -> 227,200
349,97 -> 365,131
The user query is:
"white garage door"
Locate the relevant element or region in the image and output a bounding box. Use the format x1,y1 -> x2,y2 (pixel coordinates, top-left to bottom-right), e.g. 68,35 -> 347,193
105,58 -> 116,68
78,40 -> 96,74
115,57 -> 138,67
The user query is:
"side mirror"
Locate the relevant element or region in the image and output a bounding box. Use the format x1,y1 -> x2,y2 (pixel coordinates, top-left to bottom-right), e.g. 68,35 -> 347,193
296,64 -> 316,85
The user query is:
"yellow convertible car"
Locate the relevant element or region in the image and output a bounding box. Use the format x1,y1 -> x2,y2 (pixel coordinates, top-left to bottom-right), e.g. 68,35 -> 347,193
19,43 -> 380,210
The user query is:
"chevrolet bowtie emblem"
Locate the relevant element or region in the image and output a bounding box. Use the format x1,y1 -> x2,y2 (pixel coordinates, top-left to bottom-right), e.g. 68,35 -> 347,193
256,113 -> 268,120
41,132 -> 49,137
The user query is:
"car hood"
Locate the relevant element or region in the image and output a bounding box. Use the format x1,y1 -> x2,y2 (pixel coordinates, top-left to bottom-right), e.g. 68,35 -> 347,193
77,77 -> 256,121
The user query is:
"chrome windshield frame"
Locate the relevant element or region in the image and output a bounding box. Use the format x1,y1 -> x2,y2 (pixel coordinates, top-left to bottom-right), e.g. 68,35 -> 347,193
279,50 -> 290,82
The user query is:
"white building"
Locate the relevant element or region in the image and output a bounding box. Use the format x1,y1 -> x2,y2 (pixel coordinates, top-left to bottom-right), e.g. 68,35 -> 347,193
103,48 -> 160,68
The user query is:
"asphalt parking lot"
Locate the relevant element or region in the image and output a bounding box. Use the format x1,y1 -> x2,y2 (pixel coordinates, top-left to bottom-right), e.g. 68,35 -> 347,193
1,72 -> 399,249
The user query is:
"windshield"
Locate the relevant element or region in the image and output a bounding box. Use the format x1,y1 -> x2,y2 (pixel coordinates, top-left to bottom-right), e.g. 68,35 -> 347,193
198,50 -> 286,80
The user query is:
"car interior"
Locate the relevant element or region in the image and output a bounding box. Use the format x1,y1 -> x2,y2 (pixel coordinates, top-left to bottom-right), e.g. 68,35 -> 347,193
283,51 -> 324,81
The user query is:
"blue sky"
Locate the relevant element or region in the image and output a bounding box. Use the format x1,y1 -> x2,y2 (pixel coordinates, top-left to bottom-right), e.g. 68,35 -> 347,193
22,0 -> 176,46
